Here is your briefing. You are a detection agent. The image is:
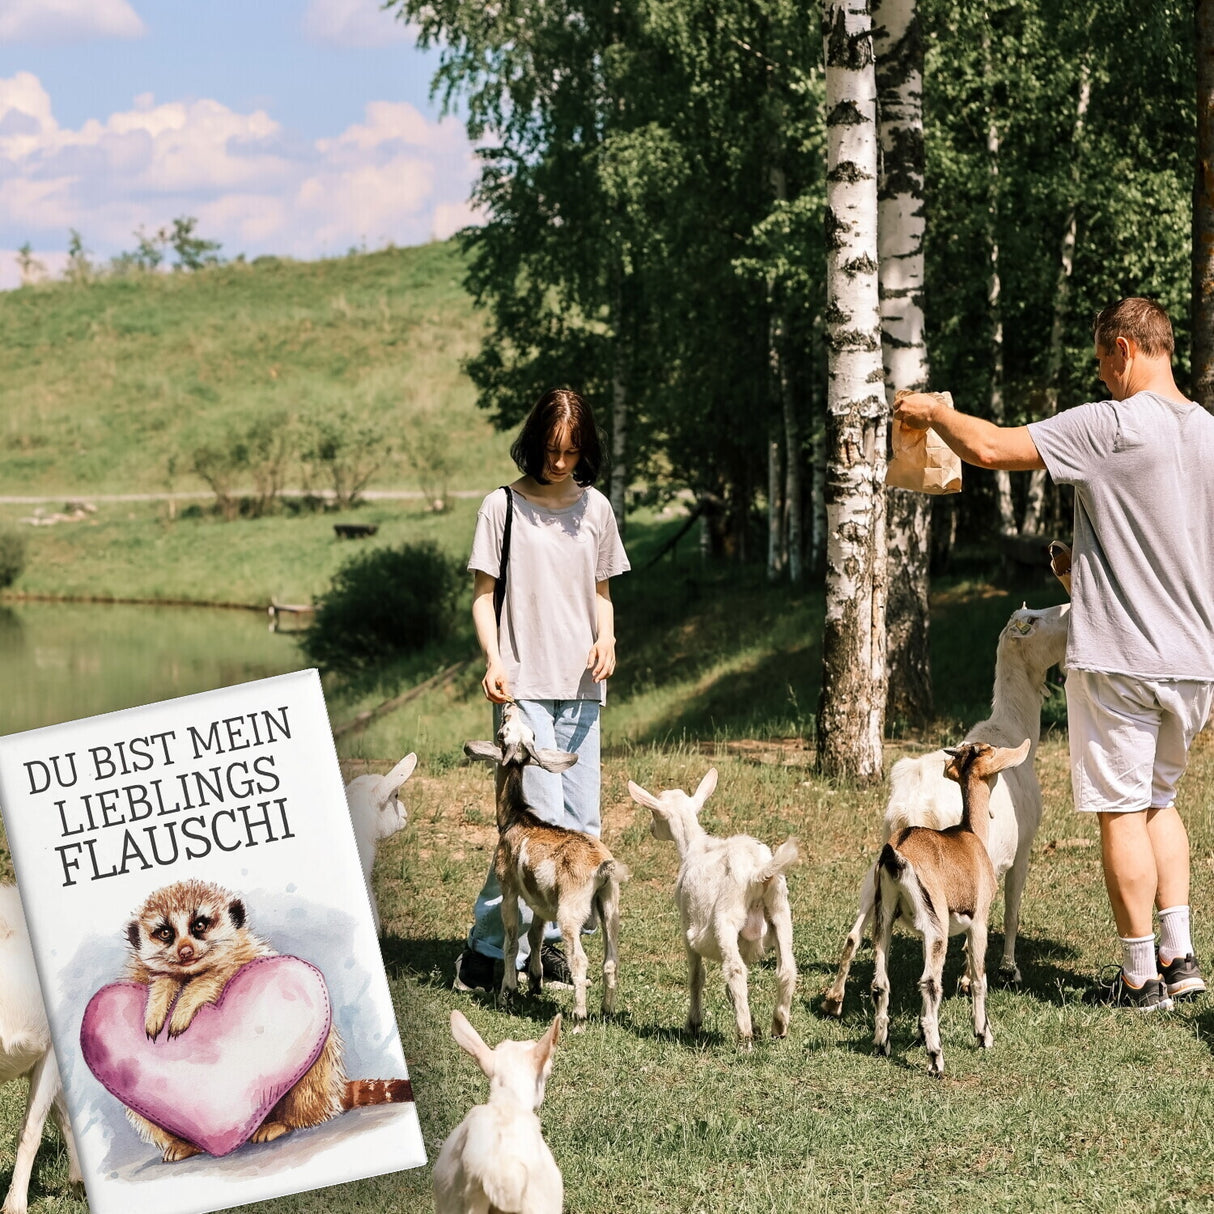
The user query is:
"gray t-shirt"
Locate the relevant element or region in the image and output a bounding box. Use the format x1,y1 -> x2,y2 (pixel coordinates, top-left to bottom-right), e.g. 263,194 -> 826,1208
1028,391 -> 1214,679
468,485 -> 630,702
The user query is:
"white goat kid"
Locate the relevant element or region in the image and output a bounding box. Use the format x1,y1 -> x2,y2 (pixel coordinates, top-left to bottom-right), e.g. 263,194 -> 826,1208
627,768 -> 799,1047
0,885 -> 82,1214
823,602 -> 1068,1016
465,703 -> 627,1022
433,1010 -> 562,1214
344,751 -> 416,934
871,739 -> 1031,1077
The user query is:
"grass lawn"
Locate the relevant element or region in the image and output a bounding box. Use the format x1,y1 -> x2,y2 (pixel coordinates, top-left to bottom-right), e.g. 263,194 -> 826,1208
4,565 -> 1214,1211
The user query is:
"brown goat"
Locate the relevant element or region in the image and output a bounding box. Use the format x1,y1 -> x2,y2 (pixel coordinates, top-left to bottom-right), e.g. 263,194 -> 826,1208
870,739 -> 1030,1077
464,703 -> 627,1022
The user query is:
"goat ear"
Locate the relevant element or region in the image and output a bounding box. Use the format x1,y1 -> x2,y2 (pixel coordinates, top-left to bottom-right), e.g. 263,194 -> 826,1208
533,1013 -> 561,1084
627,779 -> 662,811
693,767 -> 718,806
450,1010 -> 496,1078
999,738 -> 1032,770
371,752 -> 417,805
530,746 -> 578,774
464,740 -> 502,764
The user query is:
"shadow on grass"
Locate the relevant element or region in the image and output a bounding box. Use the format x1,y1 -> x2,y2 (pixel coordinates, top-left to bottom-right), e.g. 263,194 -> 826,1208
802,930 -> 1084,1023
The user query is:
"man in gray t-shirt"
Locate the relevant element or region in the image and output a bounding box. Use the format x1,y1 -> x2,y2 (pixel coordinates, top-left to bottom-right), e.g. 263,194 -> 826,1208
895,297 -> 1214,1011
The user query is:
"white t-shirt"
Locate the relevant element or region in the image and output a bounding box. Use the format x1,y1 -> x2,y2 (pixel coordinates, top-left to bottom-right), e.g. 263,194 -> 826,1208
1028,391 -> 1214,679
468,485 -> 630,702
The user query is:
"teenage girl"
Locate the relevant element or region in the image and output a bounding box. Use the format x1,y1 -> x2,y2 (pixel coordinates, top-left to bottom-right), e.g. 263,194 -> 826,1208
455,388 -> 630,990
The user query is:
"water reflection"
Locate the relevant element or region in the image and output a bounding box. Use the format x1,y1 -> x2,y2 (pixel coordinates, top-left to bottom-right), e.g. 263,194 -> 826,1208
0,602 -> 306,737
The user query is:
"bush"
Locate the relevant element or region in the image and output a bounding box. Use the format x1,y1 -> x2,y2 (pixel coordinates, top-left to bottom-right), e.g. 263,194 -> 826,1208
0,530 -> 27,589
302,542 -> 462,677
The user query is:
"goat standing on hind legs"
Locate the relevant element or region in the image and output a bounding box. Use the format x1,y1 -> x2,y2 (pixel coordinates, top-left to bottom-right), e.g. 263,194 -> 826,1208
465,702 -> 627,1022
871,739 -> 1031,1078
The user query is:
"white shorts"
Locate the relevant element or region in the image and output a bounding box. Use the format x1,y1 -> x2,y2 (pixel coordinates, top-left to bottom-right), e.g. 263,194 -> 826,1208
1066,669 -> 1214,813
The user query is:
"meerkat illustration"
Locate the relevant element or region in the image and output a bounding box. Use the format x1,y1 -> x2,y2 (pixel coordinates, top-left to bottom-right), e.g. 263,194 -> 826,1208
123,878 -> 410,1163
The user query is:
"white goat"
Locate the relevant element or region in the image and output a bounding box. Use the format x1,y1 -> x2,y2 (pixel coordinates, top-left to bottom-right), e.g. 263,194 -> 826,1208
823,602 -> 1068,1016
0,885 -> 81,1214
465,703 -> 627,1022
627,768 -> 799,1047
344,752 -> 416,934
433,1009 -> 562,1214
871,739 -> 1030,1076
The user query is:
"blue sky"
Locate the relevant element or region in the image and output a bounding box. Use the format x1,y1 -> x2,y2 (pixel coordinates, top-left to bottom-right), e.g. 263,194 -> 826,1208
0,0 -> 478,287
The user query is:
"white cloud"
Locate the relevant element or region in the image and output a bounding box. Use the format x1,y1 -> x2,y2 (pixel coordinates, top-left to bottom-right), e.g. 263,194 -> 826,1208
0,73 -> 481,280
301,0 -> 417,48
0,0 -> 145,42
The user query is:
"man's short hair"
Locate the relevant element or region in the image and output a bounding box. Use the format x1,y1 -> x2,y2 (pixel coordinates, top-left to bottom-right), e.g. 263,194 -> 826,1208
1092,297 -> 1174,358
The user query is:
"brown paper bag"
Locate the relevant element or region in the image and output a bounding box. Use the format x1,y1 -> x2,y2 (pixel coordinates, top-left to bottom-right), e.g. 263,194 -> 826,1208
886,389 -> 963,495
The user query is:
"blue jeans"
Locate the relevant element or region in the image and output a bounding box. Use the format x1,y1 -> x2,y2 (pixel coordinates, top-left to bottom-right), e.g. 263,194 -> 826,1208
466,698 -> 601,965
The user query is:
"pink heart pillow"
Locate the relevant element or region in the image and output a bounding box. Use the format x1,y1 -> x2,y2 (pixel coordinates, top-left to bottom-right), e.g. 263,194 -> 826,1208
80,956 -> 332,1158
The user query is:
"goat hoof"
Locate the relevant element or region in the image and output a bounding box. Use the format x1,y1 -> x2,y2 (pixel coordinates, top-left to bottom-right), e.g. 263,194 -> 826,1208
873,1040 -> 891,1059
997,964 -> 1021,988
821,995 -> 843,1018
928,1054 -> 944,1078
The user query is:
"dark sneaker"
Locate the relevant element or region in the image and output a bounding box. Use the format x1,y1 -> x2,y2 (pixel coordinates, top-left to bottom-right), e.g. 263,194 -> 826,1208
539,943 -> 573,989
1160,954 -> 1207,1000
1086,966 -> 1173,1011
453,948 -> 498,993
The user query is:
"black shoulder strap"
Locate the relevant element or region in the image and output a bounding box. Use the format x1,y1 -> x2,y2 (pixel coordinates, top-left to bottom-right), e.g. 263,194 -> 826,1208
493,485 -> 514,627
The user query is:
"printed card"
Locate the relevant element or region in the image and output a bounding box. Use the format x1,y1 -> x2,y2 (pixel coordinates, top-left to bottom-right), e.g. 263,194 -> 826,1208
0,669 -> 426,1214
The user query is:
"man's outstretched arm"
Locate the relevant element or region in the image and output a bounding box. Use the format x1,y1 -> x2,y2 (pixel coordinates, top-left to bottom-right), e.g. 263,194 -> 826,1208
894,392 -> 1046,472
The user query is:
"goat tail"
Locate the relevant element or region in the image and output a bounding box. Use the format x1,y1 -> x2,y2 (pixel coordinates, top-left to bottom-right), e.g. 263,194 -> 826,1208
598,857 -> 631,885
877,842 -> 905,879
341,1078 -> 414,1111
757,838 -> 800,884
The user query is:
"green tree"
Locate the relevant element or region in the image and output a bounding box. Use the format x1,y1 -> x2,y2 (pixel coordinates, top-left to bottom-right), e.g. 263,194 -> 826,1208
162,216 -> 222,271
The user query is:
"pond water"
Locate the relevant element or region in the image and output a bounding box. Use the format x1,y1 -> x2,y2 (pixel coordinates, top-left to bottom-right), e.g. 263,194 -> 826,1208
0,601 -> 308,738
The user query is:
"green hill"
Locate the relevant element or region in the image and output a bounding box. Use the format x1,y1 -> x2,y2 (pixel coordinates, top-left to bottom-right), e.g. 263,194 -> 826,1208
0,241 -> 504,497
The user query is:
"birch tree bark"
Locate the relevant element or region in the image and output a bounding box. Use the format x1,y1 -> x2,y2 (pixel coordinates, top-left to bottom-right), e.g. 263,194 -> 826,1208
1195,0 -> 1214,411
816,0 -> 887,780
874,0 -> 931,727
1022,65 -> 1090,534
984,30 -> 1016,536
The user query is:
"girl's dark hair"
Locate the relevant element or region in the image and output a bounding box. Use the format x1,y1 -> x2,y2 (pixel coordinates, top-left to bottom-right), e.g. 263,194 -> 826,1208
510,388 -> 604,486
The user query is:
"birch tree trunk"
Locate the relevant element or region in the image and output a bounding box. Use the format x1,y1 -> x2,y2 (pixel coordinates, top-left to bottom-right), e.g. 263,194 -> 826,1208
816,0 -> 887,780
1022,65 -> 1090,533
874,0 -> 931,727
609,284 -> 629,530
1194,0 -> 1214,411
985,31 -> 1016,536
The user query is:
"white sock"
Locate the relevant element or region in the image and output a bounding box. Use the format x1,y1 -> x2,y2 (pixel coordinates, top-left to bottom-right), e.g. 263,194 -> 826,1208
1120,934 -> 1157,986
1158,905 -> 1193,964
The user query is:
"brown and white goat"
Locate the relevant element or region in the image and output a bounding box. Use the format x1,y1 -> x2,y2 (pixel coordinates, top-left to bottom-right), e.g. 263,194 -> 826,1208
464,703 -> 627,1022
628,768 -> 798,1047
823,603 -> 1068,1016
870,739 -> 1030,1078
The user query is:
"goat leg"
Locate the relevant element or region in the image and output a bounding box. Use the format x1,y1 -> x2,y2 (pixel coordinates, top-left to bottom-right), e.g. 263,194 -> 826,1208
3,1051 -> 58,1214
968,919 -> 995,1050
525,916 -> 546,993
685,945 -> 705,1035
721,944 -> 754,1049
822,865 -> 874,1017
499,888 -> 522,1000
598,883 -> 621,1017
997,846 -> 1030,987
920,933 -> 947,1078
871,895 -> 894,1059
768,891 -> 797,1039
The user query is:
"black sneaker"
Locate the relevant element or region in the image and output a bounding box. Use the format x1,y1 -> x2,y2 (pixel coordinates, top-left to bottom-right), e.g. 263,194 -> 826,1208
539,943 -> 573,989
1160,954 -> 1207,1000
1086,966 -> 1173,1011
453,948 -> 498,993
